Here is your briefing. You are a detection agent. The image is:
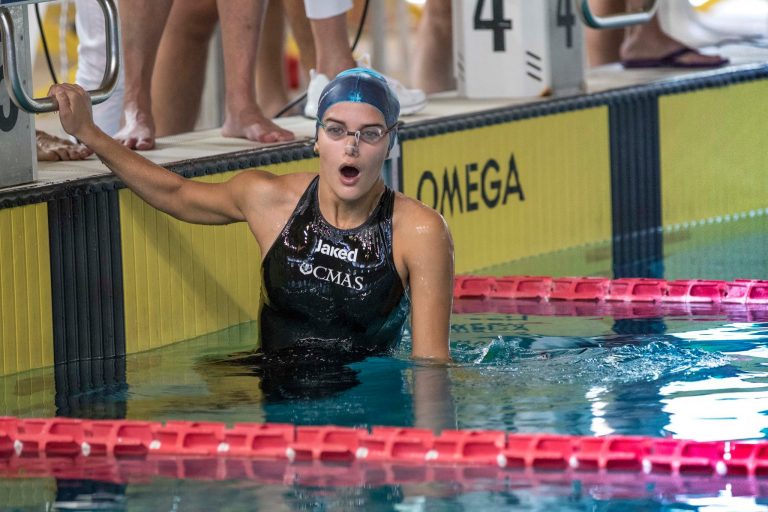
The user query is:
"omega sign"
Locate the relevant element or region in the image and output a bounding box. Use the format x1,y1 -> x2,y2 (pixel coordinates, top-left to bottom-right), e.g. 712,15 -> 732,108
416,153 -> 525,216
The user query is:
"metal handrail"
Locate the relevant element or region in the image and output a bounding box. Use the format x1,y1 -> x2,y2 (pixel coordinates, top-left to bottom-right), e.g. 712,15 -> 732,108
0,0 -> 119,113
576,0 -> 659,29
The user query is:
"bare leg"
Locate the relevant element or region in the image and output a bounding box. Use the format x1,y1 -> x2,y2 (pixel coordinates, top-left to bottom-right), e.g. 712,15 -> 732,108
114,0 -> 174,150
583,0 -> 624,67
256,0 -> 289,118
282,0 -> 316,81
36,130 -> 93,161
218,0 -> 294,142
310,13 -> 355,77
412,0 -> 455,93
620,0 -> 727,66
153,0 -> 218,136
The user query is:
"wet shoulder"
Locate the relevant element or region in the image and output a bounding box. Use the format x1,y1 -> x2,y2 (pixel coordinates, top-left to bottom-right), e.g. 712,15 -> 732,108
392,192 -> 451,240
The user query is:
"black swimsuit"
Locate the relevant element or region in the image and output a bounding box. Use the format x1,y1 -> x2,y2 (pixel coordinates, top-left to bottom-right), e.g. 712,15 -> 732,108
259,176 -> 409,360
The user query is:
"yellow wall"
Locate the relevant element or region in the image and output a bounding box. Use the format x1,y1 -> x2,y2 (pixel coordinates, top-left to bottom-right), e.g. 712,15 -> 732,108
402,108 -> 612,273
0,366 -> 56,418
0,480 -> 56,509
0,204 -> 54,377
119,160 -> 316,354
482,241 -> 613,278
32,3 -> 79,96
660,81 -> 768,227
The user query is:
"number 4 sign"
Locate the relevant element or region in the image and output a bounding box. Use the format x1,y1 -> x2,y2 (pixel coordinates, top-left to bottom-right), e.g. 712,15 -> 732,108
453,0 -> 584,98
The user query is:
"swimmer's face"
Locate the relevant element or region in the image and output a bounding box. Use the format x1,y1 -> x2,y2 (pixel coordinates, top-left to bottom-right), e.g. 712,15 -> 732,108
317,102 -> 390,202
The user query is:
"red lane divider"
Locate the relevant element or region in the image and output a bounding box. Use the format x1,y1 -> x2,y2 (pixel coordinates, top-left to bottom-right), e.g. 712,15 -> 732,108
550,277 -> 611,301
452,298 -> 768,320
453,275 -> 768,305
4,417 -> 768,479
724,280 -> 768,304
605,278 -> 667,302
665,280 -> 726,303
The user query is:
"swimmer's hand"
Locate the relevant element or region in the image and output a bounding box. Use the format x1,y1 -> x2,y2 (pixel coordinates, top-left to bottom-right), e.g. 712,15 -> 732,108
48,84 -> 99,145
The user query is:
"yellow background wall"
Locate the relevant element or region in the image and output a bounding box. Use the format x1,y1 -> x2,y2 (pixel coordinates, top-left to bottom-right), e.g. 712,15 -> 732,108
660,81 -> 768,227
0,204 -> 54,377
402,108 -> 612,273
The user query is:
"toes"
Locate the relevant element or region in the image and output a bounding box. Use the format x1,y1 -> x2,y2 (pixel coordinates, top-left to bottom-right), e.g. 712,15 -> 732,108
67,145 -> 91,160
276,130 -> 295,142
255,128 -> 295,143
37,149 -> 57,162
54,147 -> 71,161
121,137 -> 138,149
135,138 -> 155,151
256,132 -> 279,143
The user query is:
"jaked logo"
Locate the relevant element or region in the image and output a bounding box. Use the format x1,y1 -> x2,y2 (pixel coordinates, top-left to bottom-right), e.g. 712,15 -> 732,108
314,239 -> 358,263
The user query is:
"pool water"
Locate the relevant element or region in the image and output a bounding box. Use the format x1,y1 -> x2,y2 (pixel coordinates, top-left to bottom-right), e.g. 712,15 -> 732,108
1,215 -> 767,510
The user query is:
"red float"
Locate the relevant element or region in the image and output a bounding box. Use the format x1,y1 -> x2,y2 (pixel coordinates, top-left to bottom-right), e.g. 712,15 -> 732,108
451,275 -> 768,305
4,417 -> 768,480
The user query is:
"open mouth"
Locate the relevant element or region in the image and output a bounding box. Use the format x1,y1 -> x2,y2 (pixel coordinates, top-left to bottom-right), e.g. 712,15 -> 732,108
340,165 -> 360,179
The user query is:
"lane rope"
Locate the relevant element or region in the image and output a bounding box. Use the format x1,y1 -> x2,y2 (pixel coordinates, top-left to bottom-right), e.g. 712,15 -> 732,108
453,275 -> 768,303
3,416 -> 768,484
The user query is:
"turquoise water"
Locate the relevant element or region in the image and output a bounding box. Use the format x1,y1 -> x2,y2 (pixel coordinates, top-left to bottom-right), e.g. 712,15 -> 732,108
1,215 -> 768,510
3,314 -> 768,510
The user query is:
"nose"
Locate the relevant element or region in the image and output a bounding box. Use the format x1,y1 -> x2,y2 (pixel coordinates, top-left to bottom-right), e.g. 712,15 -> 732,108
345,130 -> 361,156
347,130 -> 361,147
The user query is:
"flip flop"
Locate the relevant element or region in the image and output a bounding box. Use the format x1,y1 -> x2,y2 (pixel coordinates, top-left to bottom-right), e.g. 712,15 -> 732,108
621,47 -> 729,69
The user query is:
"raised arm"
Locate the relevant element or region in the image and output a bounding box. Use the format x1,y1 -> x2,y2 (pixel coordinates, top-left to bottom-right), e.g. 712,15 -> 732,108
399,202 -> 454,361
49,83 -> 265,225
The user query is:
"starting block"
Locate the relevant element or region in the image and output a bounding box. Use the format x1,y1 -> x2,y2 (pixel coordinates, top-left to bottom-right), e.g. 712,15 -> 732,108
453,0 -> 659,99
0,0 -> 119,188
0,4 -> 35,188
453,0 -> 585,98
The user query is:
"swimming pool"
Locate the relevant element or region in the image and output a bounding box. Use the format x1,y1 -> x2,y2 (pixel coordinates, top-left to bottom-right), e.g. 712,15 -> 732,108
1,214 -> 767,510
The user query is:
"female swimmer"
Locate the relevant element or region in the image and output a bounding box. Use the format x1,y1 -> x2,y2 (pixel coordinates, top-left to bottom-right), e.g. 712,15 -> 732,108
50,68 -> 453,362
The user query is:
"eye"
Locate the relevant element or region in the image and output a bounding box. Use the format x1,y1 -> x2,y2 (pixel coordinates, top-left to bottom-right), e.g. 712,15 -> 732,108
324,124 -> 346,138
360,128 -> 384,143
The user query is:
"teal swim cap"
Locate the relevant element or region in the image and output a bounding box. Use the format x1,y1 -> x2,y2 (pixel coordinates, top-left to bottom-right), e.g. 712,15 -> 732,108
316,68 -> 400,150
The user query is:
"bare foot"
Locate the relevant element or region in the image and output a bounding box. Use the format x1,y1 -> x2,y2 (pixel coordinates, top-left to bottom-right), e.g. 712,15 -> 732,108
114,107 -> 156,150
621,27 -> 727,68
36,130 -> 93,161
222,105 -> 295,143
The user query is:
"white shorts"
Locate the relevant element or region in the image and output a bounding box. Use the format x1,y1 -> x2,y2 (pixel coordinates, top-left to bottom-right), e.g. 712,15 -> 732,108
74,0 -> 124,136
303,0 -> 352,20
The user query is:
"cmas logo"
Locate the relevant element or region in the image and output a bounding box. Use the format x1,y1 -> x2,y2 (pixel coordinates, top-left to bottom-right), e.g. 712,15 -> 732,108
298,262 -> 363,291
314,239 -> 358,263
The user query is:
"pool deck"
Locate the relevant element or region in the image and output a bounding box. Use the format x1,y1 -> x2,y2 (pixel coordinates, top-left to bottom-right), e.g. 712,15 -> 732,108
17,43 -> 767,193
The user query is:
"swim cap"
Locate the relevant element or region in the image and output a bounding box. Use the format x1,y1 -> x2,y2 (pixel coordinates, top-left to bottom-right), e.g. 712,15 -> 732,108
316,68 -> 400,150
